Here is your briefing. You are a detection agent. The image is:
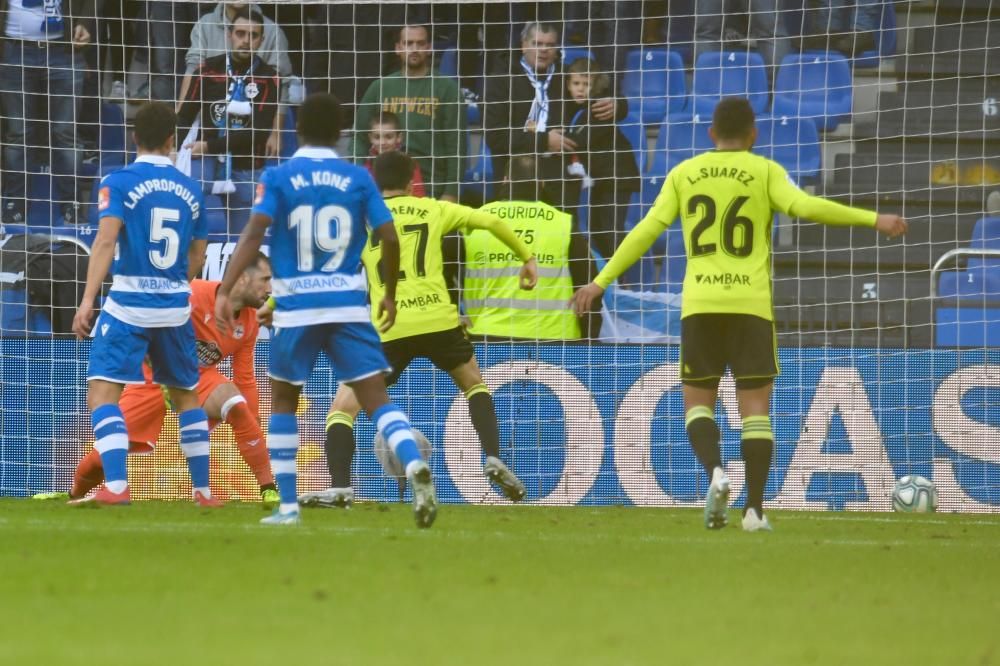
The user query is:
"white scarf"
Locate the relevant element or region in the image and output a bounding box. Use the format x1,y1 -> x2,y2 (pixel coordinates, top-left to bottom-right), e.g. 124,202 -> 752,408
521,57 -> 555,133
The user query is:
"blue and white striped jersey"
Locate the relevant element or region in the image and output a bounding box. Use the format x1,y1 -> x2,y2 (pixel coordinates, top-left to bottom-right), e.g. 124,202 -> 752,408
251,147 -> 392,328
99,155 -> 206,327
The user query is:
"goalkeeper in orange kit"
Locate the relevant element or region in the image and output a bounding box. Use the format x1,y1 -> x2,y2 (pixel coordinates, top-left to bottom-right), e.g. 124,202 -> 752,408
35,255 -> 277,507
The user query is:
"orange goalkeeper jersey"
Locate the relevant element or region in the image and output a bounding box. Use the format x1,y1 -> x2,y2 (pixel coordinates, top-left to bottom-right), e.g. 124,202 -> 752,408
190,279 -> 259,415
140,279 -> 260,417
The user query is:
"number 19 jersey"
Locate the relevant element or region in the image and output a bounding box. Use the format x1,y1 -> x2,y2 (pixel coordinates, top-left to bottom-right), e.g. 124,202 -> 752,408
645,151 -> 808,320
251,147 -> 393,328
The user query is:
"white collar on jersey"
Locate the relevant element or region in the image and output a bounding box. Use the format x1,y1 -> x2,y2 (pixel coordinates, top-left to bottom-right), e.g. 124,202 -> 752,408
134,154 -> 174,166
293,147 -> 340,159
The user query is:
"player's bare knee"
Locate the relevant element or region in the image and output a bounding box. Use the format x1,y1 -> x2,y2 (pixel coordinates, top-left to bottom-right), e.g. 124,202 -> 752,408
682,380 -> 720,411
449,358 -> 484,393
735,378 -> 773,417
346,375 -> 391,416
270,380 -> 301,414
330,384 -> 362,419
87,379 -> 124,411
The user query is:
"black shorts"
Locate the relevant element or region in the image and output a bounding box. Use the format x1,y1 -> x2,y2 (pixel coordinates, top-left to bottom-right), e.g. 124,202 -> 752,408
680,313 -> 778,390
382,326 -> 475,387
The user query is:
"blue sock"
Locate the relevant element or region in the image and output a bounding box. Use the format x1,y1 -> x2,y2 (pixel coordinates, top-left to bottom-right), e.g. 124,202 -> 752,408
179,408 -> 211,495
92,404 -> 128,492
372,404 -> 422,472
268,413 -> 299,513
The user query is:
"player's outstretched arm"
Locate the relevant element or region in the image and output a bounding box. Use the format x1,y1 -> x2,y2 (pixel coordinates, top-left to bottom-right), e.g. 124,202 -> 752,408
768,163 -> 907,237
786,194 -> 908,236
465,210 -> 537,290
217,212 -> 270,334
72,216 -> 122,339
570,204 -> 673,316
576,171 -> 680,310
373,222 -> 400,333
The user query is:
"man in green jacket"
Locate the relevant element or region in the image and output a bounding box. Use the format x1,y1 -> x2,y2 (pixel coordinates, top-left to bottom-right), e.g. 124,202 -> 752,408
351,23 -> 465,202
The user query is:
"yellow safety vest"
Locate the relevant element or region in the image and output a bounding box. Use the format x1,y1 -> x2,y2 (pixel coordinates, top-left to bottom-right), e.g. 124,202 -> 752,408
463,200 -> 581,340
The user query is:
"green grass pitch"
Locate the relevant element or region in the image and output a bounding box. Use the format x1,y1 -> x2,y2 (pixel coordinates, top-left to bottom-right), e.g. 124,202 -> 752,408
2,499 -> 999,666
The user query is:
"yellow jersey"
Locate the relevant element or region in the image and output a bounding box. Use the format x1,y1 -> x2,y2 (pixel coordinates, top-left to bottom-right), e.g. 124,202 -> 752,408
595,150 -> 877,320
363,195 -> 532,341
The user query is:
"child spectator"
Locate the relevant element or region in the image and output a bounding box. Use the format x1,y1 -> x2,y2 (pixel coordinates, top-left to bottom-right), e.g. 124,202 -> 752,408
561,59 -> 640,259
364,112 -> 426,197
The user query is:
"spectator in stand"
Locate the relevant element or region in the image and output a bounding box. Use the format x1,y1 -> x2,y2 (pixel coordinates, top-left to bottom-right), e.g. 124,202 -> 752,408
363,112 -> 426,197
800,0 -> 881,57
0,0 -> 96,225
461,154 -> 601,340
177,6 -> 278,232
180,1 -> 292,158
129,1 -> 199,102
694,0 -> 791,75
482,21 -> 627,211
351,23 -> 464,202
561,59 -> 640,259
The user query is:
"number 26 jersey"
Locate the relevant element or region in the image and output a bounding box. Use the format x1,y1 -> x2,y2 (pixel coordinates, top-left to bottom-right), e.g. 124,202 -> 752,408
645,151 -> 808,321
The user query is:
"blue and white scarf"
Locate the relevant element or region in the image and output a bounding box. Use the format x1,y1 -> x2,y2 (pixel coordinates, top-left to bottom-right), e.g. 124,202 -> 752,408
520,57 -> 555,133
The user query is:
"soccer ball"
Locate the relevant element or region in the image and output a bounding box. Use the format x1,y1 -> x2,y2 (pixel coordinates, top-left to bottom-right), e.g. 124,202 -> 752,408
892,475 -> 938,513
374,427 -> 432,479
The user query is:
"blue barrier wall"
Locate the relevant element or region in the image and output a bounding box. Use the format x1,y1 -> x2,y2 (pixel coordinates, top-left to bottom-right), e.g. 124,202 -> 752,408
2,339 -> 998,511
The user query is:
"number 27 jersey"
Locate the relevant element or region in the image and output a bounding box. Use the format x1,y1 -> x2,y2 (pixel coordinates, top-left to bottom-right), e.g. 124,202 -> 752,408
251,147 -> 393,328
646,150 -> 809,321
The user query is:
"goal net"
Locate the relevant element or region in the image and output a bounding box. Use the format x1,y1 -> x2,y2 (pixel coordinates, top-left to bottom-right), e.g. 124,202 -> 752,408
0,0 -> 997,512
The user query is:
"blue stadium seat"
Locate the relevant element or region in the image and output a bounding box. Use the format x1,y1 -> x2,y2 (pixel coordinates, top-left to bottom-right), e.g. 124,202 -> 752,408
99,102 -> 127,168
935,306 -> 1000,346
618,114 -> 646,172
438,47 -> 458,77
938,271 -> 960,298
204,194 -> 229,237
27,170 -> 73,228
939,268 -> 1000,297
0,286 -> 29,334
0,284 -> 52,335
691,51 -> 769,117
854,3 -> 897,68
279,106 -> 298,160
638,173 -> 662,216
461,136 -> 493,202
649,118 -> 714,174
772,53 -> 852,131
936,258 -> 1000,347
622,48 -> 687,125
968,216 -> 1000,269
561,47 -> 595,66
438,46 -> 482,125
754,114 -> 821,182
